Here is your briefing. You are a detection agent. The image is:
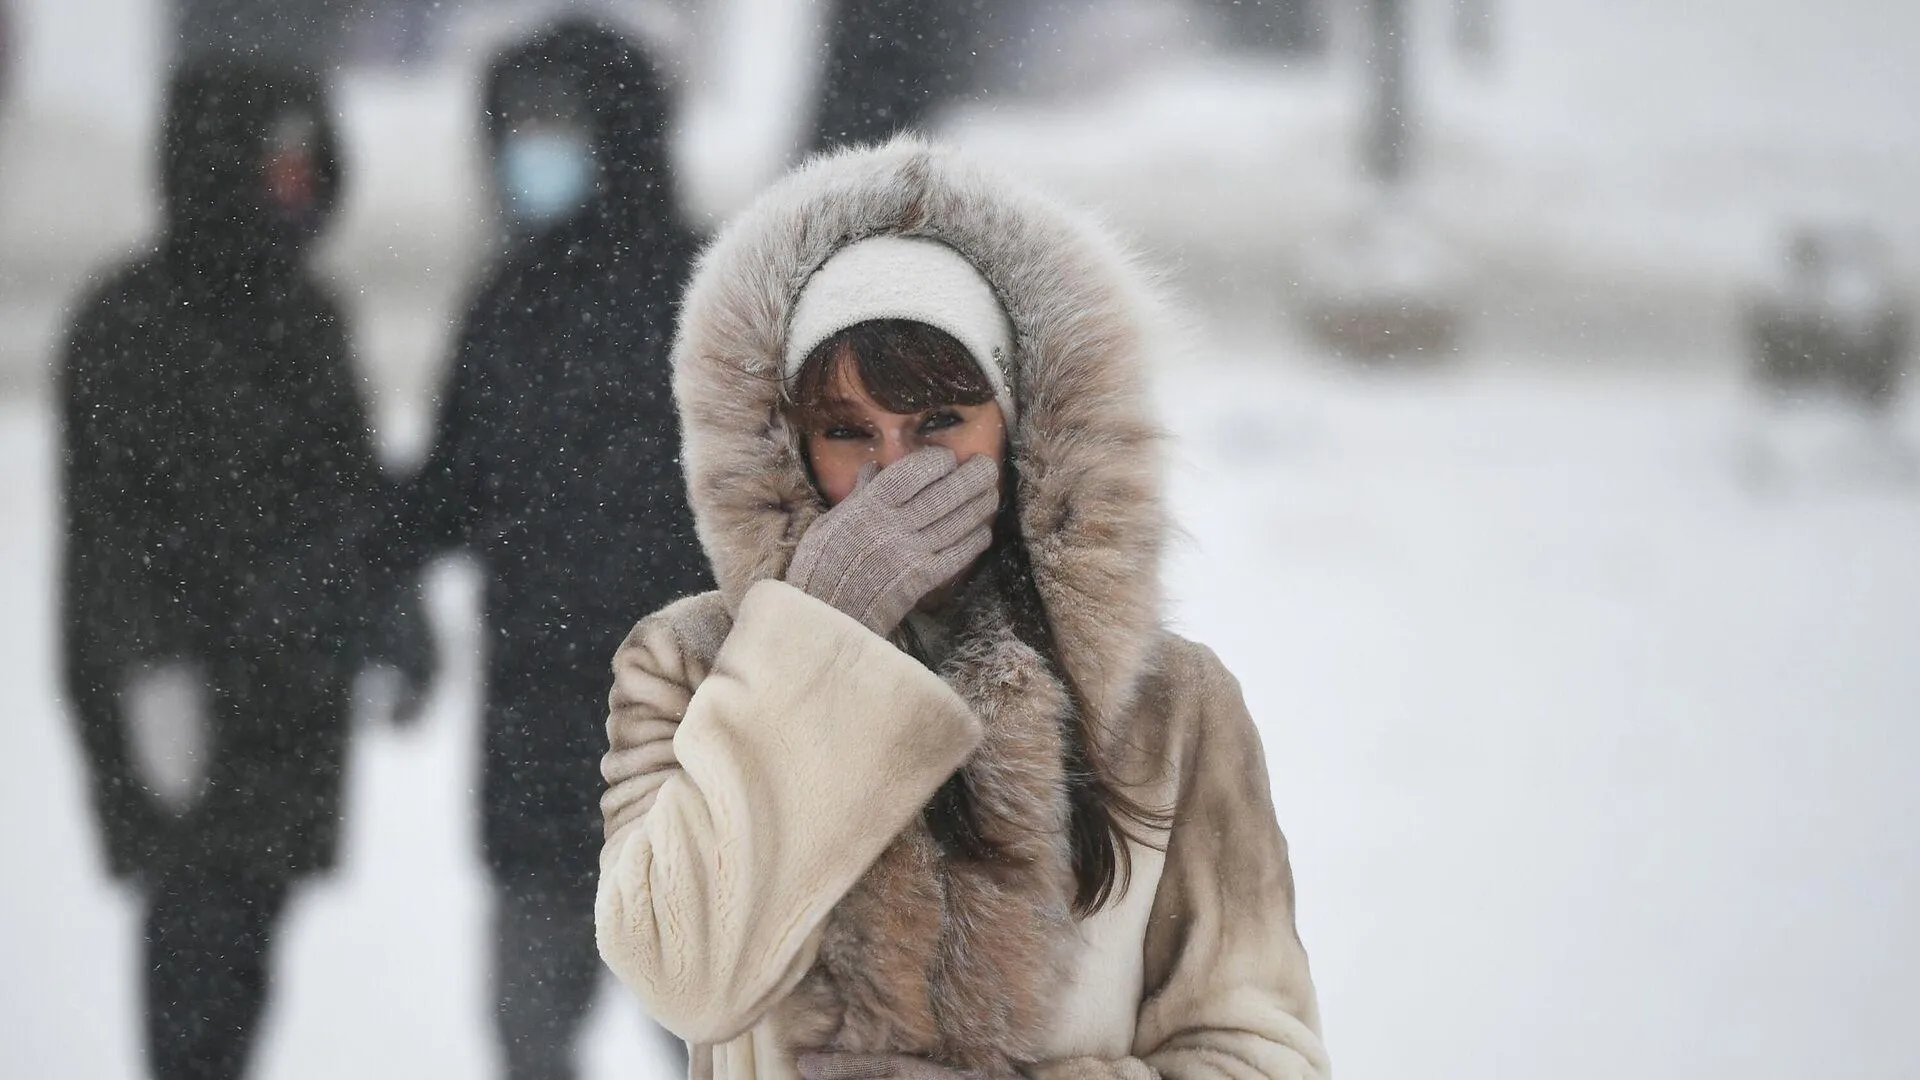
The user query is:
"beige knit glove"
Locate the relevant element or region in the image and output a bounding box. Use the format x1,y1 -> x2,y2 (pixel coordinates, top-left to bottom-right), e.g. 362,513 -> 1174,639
786,447 -> 999,636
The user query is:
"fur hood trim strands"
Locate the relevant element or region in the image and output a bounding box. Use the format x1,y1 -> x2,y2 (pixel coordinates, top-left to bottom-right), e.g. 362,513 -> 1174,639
673,136 -> 1174,763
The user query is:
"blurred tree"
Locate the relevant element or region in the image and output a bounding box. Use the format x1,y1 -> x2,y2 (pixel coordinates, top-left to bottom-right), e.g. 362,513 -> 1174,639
1362,0 -> 1408,184
1452,0 -> 1493,67
1215,0 -> 1328,55
807,0 -> 980,154
173,0 -> 355,66
1,0 -> 12,111
345,0 -> 440,67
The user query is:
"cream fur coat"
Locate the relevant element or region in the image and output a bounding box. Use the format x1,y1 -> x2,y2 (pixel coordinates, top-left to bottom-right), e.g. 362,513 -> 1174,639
595,137 -> 1329,1080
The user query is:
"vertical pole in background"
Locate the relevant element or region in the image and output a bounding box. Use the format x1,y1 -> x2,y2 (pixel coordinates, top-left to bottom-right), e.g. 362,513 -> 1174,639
0,0 -> 12,114
1304,0 -> 1460,360
1362,0 -> 1408,186
1453,0 -> 1494,68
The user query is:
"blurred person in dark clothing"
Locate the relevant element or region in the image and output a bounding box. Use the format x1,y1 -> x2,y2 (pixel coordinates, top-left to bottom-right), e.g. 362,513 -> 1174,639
400,19 -> 709,1079
57,56 -> 428,1080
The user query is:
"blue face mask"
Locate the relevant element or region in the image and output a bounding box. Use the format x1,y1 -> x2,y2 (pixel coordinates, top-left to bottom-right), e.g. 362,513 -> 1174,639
498,130 -> 596,226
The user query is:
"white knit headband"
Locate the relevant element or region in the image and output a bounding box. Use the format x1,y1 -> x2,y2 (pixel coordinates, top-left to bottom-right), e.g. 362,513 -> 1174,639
783,235 -> 1017,425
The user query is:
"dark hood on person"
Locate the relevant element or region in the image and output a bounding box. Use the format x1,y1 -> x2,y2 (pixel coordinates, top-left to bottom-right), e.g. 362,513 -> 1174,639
483,22 -> 673,241
161,58 -> 341,273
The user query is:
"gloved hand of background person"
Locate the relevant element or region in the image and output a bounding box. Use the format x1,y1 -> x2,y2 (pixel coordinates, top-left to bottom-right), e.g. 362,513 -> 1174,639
785,446 -> 998,636
120,660 -> 212,814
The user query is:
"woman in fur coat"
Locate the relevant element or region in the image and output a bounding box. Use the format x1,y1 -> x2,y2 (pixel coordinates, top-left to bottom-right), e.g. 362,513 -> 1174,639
596,136 -> 1329,1080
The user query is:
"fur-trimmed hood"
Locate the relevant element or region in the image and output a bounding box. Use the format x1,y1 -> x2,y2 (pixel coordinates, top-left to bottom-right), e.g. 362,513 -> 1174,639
673,135 -> 1174,754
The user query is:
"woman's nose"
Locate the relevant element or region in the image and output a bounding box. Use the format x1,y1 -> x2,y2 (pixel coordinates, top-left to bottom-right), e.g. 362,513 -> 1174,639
873,430 -> 914,468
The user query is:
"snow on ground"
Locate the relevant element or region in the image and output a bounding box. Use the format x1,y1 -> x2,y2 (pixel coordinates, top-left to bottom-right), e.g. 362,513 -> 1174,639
5,349 -> 1919,1079
1155,351 -> 1920,1080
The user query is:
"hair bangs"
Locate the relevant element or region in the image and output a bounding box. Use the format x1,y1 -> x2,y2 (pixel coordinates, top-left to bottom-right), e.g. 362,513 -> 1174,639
791,319 -> 995,421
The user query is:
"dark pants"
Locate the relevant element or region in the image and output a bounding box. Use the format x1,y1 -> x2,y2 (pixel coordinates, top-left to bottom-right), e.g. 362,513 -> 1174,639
493,878 -> 603,1080
143,866 -> 291,1080
492,878 -> 689,1080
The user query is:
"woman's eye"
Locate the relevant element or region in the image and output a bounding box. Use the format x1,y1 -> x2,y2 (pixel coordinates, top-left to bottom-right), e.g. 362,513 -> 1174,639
822,424 -> 869,440
920,410 -> 963,433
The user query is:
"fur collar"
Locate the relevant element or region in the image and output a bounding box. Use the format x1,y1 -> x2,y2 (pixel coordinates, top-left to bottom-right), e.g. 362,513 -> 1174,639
774,575 -> 1077,1073
669,136 -> 1174,1069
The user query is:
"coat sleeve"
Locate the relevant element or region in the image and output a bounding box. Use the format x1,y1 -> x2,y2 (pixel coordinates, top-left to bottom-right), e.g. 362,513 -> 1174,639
1032,643 -> 1330,1080
57,286 -> 170,667
288,296 -> 430,667
242,297 -> 386,651
595,579 -> 986,1046
394,299 -> 493,569
295,300 -> 386,567
56,288 -> 160,876
58,295 -> 125,671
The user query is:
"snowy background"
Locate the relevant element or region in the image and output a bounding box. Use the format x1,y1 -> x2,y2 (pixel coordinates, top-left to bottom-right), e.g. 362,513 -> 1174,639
3,1 -> 1919,1078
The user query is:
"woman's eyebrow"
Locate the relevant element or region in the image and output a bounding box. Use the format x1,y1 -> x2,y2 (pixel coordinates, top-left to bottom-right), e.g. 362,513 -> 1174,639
803,399 -> 865,422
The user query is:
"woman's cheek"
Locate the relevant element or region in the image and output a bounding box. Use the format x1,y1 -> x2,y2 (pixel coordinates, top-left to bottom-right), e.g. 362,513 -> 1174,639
807,442 -> 863,506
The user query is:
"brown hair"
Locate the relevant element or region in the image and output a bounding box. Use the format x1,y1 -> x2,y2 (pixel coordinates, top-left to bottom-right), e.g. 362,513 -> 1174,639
790,318 -> 995,420
790,319 -> 1171,915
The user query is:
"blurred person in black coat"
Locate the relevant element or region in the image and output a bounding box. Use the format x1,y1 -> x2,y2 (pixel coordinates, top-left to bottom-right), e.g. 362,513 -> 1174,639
57,56 -> 427,1080
401,19 -> 709,1079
